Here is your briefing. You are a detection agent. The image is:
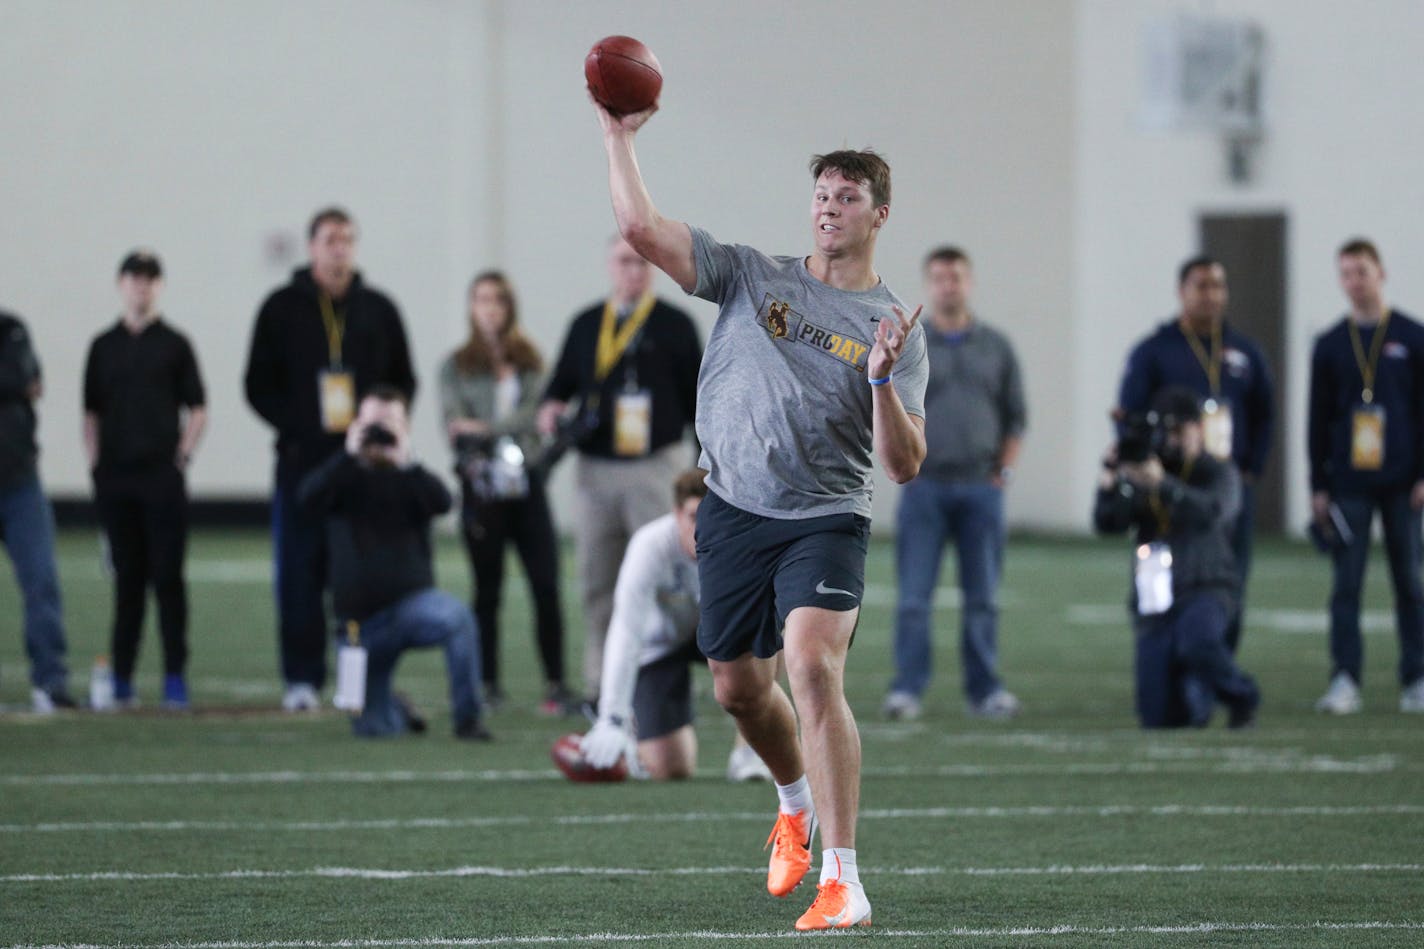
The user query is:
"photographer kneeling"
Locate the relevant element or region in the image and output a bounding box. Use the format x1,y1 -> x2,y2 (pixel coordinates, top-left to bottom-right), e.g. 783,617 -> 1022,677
1095,386 -> 1261,729
300,385 -> 490,740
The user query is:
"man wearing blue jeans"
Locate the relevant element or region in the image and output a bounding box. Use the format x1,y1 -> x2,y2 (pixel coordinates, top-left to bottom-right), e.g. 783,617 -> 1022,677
300,386 -> 488,739
884,247 -> 1026,721
1308,239 -> 1424,715
0,309 -> 73,713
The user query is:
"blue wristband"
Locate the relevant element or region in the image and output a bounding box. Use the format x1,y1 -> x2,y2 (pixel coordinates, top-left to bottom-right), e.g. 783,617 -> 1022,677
867,373 -> 892,386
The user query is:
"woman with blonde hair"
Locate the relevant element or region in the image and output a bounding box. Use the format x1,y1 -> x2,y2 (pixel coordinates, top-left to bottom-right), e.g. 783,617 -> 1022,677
439,271 -> 575,715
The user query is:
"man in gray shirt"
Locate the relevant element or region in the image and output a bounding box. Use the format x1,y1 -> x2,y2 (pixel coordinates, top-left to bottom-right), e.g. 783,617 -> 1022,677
884,247 -> 1026,722
591,97 -> 927,931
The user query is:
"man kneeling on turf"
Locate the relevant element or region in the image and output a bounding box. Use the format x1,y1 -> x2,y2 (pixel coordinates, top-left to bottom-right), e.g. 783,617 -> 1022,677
300,385 -> 490,740
1094,385 -> 1260,729
579,469 -> 772,781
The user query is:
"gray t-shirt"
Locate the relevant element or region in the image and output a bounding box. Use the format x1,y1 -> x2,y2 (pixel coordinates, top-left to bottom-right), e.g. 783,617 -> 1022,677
689,225 -> 928,519
920,320 -> 1027,482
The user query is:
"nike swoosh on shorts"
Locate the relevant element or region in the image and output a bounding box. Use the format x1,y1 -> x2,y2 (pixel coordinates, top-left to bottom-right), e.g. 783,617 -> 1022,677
815,580 -> 857,599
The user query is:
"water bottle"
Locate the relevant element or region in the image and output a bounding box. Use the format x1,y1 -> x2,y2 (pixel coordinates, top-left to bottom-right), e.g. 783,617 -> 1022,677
89,656 -> 115,712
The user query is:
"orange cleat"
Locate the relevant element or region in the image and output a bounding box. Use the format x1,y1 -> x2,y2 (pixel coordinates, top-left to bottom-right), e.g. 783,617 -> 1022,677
764,809 -> 814,897
794,879 -> 873,930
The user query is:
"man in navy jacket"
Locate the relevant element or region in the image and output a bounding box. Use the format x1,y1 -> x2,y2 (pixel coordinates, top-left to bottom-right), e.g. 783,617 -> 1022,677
1308,238 -> 1424,715
1117,256 -> 1274,654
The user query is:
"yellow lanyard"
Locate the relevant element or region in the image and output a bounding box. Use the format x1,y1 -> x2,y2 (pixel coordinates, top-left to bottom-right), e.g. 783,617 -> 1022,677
1180,321 -> 1222,396
1148,456 -> 1196,535
318,293 -> 345,369
594,293 -> 654,382
1347,309 -> 1391,404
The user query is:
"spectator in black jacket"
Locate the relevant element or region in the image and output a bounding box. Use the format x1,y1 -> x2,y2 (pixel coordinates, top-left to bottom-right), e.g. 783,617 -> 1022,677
299,386 -> 488,740
1094,386 -> 1260,729
536,236 -> 702,703
0,309 -> 73,712
244,207 -> 416,711
1308,238 -> 1424,715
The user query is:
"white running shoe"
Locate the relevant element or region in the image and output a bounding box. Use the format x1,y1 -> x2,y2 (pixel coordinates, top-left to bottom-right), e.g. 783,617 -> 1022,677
282,683 -> 320,712
969,688 -> 1022,720
881,690 -> 922,721
726,743 -> 773,783
1314,672 -> 1362,715
1400,677 -> 1424,713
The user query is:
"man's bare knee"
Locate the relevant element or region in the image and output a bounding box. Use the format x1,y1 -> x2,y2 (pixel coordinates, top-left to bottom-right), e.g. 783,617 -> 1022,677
713,675 -> 770,719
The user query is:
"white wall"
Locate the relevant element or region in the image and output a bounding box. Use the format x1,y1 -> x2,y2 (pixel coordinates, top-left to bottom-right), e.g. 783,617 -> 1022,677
494,0 -> 1077,532
1,0 -> 493,494
1075,0 -> 1424,532
0,0 -> 1079,531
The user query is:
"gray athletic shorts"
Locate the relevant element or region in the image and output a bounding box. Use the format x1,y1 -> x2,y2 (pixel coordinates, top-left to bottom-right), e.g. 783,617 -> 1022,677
633,640 -> 704,740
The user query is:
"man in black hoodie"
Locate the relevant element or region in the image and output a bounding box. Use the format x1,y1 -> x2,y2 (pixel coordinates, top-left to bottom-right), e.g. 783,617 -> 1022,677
300,386 -> 488,739
244,207 -> 416,711
1094,386 -> 1260,729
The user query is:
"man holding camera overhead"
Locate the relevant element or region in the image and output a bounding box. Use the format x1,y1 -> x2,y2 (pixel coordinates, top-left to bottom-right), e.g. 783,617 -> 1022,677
1094,386 -> 1260,730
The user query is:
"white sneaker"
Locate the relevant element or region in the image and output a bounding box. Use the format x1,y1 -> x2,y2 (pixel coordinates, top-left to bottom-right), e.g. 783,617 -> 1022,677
1400,678 -> 1424,713
726,743 -> 773,783
1315,672 -> 1362,715
881,690 -> 922,721
282,683 -> 320,712
31,687 -> 54,715
970,688 -> 1022,720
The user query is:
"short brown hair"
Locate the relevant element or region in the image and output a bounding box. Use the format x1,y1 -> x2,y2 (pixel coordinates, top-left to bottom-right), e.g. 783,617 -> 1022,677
809,149 -> 891,208
1338,237 -> 1382,267
923,245 -> 971,271
672,468 -> 709,508
308,206 -> 354,241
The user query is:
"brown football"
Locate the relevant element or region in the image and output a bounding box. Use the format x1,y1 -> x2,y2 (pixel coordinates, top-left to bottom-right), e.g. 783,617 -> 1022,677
585,35 -> 662,115
551,732 -> 629,783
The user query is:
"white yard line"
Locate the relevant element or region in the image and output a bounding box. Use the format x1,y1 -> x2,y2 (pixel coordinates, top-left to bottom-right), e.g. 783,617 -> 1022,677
2,753 -> 1405,788
3,862 -> 1421,885
6,921 -> 1424,948
3,803 -> 1420,835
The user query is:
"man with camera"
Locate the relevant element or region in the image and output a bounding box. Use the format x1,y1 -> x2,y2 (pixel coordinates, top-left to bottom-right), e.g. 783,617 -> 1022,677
1094,386 -> 1260,729
244,207 -> 417,711
299,386 -> 488,740
536,236 -> 703,705
1116,257 -> 1274,655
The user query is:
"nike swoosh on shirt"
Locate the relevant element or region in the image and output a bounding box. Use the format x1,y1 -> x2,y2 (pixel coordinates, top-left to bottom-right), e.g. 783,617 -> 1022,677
815,580 -> 857,599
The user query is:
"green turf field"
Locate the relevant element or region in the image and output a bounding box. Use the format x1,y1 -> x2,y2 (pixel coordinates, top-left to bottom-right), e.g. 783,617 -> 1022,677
1,528 -> 1421,947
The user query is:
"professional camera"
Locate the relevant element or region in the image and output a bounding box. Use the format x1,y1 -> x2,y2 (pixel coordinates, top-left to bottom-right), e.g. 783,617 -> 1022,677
530,395 -> 601,476
361,424 -> 398,448
1115,410 -> 1166,465
454,433 -> 529,501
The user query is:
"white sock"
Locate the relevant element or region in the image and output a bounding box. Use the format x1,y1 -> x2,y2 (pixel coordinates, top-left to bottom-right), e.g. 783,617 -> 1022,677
820,848 -> 860,886
775,775 -> 814,817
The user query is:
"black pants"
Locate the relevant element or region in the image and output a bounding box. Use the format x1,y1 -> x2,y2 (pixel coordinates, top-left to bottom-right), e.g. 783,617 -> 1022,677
95,464 -> 189,681
460,477 -> 565,690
